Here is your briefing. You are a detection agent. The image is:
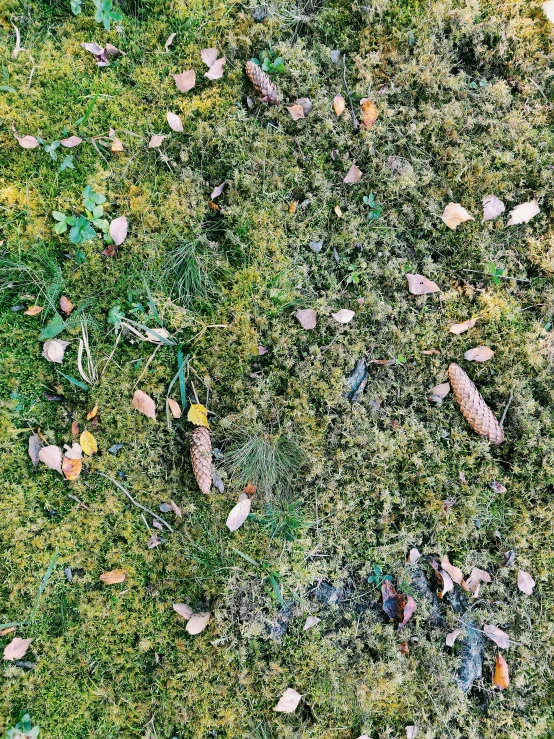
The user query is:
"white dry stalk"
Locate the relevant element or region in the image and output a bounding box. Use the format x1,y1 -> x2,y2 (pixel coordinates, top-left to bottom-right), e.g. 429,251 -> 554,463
77,320 -> 98,385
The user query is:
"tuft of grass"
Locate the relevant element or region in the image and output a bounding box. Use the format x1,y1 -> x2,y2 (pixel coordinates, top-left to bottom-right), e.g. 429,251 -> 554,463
252,498 -> 307,541
165,238 -> 214,307
0,249 -> 63,314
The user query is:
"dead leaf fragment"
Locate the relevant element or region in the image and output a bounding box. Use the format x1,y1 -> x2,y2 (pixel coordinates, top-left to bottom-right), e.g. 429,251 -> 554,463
24,305 -> 43,316
28,434 -> 43,467
287,104 -> 305,121
493,653 -> 509,690
170,499 -> 182,517
441,555 -> 464,585
489,480 -> 506,493
0,627 -> 16,637
442,202 -> 474,229
164,32 -> 176,51
463,567 -> 491,597
3,637 -> 32,661
359,98 -> 378,129
186,611 -> 210,635
133,389 -> 156,420
446,628 -> 462,647
381,580 -> 416,628
210,181 -> 226,199
507,200 -> 540,226
60,135 -> 83,148
274,688 -> 302,713
303,615 -> 320,630
450,318 -> 477,335
63,455 -> 82,480
149,134 -> 165,148
438,569 -> 454,598
226,497 -> 251,532
484,624 -> 510,649
333,94 -> 345,116
187,403 -> 209,428
482,194 -> 505,223
109,215 -> 128,246
344,163 -> 362,184
100,570 -> 126,584
405,728 -> 418,739
173,603 -> 193,620
168,398 -> 181,418
296,308 -> 317,329
408,548 -> 421,564
81,41 -> 104,55
406,273 -> 440,295
39,445 -> 63,474
201,48 -> 219,67
63,442 -> 82,460
110,137 -> 124,152
334,205 -> 343,218
517,569 -> 535,595
80,430 -> 98,456
331,309 -> 355,324
86,404 -> 98,420
428,382 -> 450,403
464,346 -> 494,362
544,0 -> 554,23
172,69 -> 195,92
205,57 -> 226,80
167,111 -> 184,132
42,339 -> 70,364
60,296 -> 74,316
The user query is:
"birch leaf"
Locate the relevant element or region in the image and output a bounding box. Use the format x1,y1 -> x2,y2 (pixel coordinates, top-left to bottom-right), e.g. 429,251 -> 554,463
287,104 -> 305,121
16,134 -> 40,149
450,318 -> 477,335
63,455 -> 82,480
24,305 -> 43,315
428,382 -> 450,402
333,94 -> 345,116
167,112 -> 184,132
303,615 -> 321,630
463,567 -> 491,597
331,309 -> 355,324
205,57 -> 226,80
28,434 -> 43,467
359,98 -> 378,129
274,688 -> 302,713
406,273 -> 440,295
149,134 -> 165,148
60,135 -> 83,148
42,339 -> 70,364
133,389 -> 157,420
442,202 -> 474,229
173,603 -> 193,620
109,215 -> 128,246
187,403 -> 209,428
407,548 -> 421,564
63,442 -> 82,460
296,308 -> 317,329
186,611 -> 210,634
201,48 -> 218,67
484,624 -> 510,649
172,69 -> 195,92
507,200 -> 540,226
464,345 -> 494,362
80,430 -> 98,456
441,555 -> 464,585
168,398 -> 181,418
226,497 -> 251,531
100,570 -> 126,584
3,637 -> 32,661
493,653 -> 509,689
39,445 -> 63,474
517,569 -> 535,595
210,181 -> 226,199
544,1 -> 554,22
344,164 -> 362,184
482,194 -> 505,223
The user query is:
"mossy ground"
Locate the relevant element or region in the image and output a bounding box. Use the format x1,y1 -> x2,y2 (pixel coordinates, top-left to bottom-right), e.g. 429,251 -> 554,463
1,0 -> 554,736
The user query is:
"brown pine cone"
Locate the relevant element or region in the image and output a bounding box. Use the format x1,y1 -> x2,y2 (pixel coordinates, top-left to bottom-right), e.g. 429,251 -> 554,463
245,60 -> 280,105
190,426 -> 212,494
448,363 -> 504,445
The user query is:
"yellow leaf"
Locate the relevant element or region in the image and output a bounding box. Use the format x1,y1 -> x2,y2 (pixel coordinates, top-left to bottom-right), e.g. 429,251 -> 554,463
86,404 -> 98,420
62,456 -> 82,480
100,569 -> 126,584
80,430 -> 98,456
187,403 -> 210,428
24,305 -> 43,316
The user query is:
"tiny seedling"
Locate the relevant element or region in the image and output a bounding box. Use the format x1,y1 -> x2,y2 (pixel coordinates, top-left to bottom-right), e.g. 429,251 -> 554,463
251,499 -> 306,542
251,49 -> 285,75
70,0 -> 82,13
58,155 -> 75,172
93,0 -> 123,30
363,193 -> 382,222
52,186 -> 112,247
488,262 -> 504,285
4,711 -> 40,739
368,564 -> 392,587
346,259 -> 368,285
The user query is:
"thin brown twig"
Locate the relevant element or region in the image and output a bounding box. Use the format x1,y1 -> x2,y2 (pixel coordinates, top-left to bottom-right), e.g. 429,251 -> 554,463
95,472 -> 174,533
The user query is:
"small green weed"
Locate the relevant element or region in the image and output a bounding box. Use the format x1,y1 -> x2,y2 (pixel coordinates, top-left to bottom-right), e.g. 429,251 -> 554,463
250,49 -> 285,75
3,712 -> 39,739
232,548 -> 299,606
488,261 -> 505,285
165,239 -> 214,307
368,564 -> 392,587
251,499 -> 306,541
346,258 -> 367,285
363,193 -> 382,222
93,0 -> 123,30
52,186 -> 113,248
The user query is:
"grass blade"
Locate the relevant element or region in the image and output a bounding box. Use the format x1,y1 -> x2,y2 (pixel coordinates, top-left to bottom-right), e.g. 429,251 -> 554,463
30,549 -> 59,621
0,620 -> 28,630
232,547 -> 260,568
177,348 -> 188,409
143,279 -> 162,326
267,573 -> 285,606
58,372 -> 89,391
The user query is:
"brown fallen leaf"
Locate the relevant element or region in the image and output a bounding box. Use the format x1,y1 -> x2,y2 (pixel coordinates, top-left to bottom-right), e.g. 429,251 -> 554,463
201,48 -> 218,67
167,111 -> 184,133
450,318 -> 477,335
274,688 -> 302,713
406,273 -> 440,295
489,480 -> 507,493
63,442 -> 82,460
59,296 -> 74,316
149,134 -> 165,148
173,603 -> 193,620
289,201 -> 297,214
169,499 -> 182,517
517,569 -> 535,595
344,163 -> 362,184
168,398 -> 181,418
205,57 -> 226,80
60,135 -> 83,148
484,624 -> 510,649
148,534 -> 164,548
3,637 -> 32,661
13,126 -> 40,149
287,104 -> 305,121
111,137 -> 124,152
331,309 -> 355,324
303,615 -> 321,630
0,627 -> 16,637
172,69 -> 195,92
86,404 -> 98,420
39,445 -> 63,474
164,32 -> 176,51
24,305 -> 43,316
381,580 -> 417,628
100,570 -> 126,584
482,194 -> 505,223
440,555 -> 464,585
428,382 -> 450,403
463,567 -> 491,597
63,455 -> 82,481
133,389 -> 156,420
334,205 -> 343,218
333,94 -> 345,116
493,653 -> 509,690
226,497 -> 251,532
80,430 -> 98,456
399,640 -> 409,654
42,339 -> 70,364
28,433 -> 43,467
105,43 -> 125,57
109,215 -> 128,247
71,421 -> 80,436
442,202 -> 474,229
445,628 -> 462,647
507,200 -> 540,226
421,349 -> 440,355
359,98 -> 378,129
186,611 -> 210,634
296,308 -> 317,329
464,346 -> 494,362
295,98 -> 312,116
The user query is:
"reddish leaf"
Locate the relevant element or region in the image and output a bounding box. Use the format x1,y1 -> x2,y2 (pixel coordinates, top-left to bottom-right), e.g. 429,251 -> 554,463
3,637 -> 32,661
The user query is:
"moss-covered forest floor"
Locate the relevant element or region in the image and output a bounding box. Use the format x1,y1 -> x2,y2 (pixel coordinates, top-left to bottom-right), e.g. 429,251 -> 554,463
2,0 -> 554,736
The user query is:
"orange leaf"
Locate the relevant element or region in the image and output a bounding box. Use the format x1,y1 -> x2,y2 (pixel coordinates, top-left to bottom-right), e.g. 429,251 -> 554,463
133,389 -> 156,420
493,653 -> 509,690
360,98 -> 378,129
100,570 -> 126,584
333,94 -> 345,116
59,295 -> 74,315
24,305 -> 43,316
62,455 -> 82,480
168,398 -> 181,418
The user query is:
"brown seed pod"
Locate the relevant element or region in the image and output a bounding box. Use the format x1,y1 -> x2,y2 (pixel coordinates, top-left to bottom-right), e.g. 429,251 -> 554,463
245,60 -> 280,105
448,363 -> 504,445
190,426 -> 212,494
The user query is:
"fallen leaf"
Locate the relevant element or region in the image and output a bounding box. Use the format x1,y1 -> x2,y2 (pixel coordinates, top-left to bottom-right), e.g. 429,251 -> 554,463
359,98 -> 378,129
450,318 -> 477,335
463,567 -> 491,597
100,570 -> 126,584
169,499 -> 182,517
80,430 -> 98,456
406,273 -> 440,295
464,346 -> 494,362
482,194 -> 505,223
63,442 -> 82,460
109,215 -> 128,246
287,104 -> 305,121
148,534 -> 164,548
173,603 -> 193,620
133,389 -> 157,420
59,296 -> 74,316
331,309 -> 355,324
24,305 -> 43,316
201,48 -> 219,67
187,403 -> 209,428
438,568 -> 454,598
309,240 -> 323,253
489,480 -> 507,493
441,555 -> 464,585
39,445 -> 63,474
3,637 -> 32,661
333,94 -> 345,116
105,43 -> 124,56
226,497 -> 251,531
381,580 -> 417,628
303,615 -> 320,630
244,484 -> 257,496
399,641 -> 409,654
296,308 -> 317,329
442,202 -> 474,229
258,345 -> 269,355
344,164 -> 362,184
60,135 -> 83,148
81,41 -> 104,55
502,550 -> 516,568
274,688 -> 302,713
493,653 -> 509,690
172,69 -> 195,92
167,111 -> 184,133
168,398 -> 181,418
296,98 -> 312,116
28,434 -> 43,467
422,349 -> 440,355
289,201 -> 298,214
86,404 -> 98,420
544,0 -> 554,23
428,382 -> 450,402
205,57 -> 226,80
149,134 -> 165,148
484,624 -> 510,649
334,205 -> 343,217
42,339 -> 70,364
507,200 -> 540,226
0,627 -> 16,636
405,728 -> 418,739
71,422 -> 80,436
446,628 -> 462,646
517,569 -> 535,595
111,137 -> 124,152
186,611 -> 210,634
210,181 -> 226,199
164,32 -> 176,51
63,455 -> 82,480
407,548 -> 421,564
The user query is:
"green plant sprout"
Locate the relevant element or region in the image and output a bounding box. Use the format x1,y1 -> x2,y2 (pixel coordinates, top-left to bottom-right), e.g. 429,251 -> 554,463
346,259 -> 368,285
250,49 -> 285,75
4,711 -> 39,739
368,564 -> 392,587
488,262 -> 504,285
363,193 -> 382,222
52,186 -> 113,246
93,0 -> 123,30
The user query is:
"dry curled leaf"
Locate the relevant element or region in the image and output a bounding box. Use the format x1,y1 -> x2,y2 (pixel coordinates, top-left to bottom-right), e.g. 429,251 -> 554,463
86,404 -> 98,420
517,569 -> 535,595
42,339 -> 70,364
64,442 -> 82,460
3,637 -> 32,661
24,305 -> 43,316
168,398 -> 181,418
441,555 -> 464,585
274,688 -> 302,713
405,728 -> 418,739
186,611 -> 210,635
446,628 -> 462,647
60,135 -> 83,148
428,382 -> 450,403
334,205 -> 343,218
210,181 -> 226,199
167,111 -> 184,133
463,567 -> 491,597
59,295 -> 74,316
201,48 -> 218,67
450,318 -> 477,335
133,389 -> 156,420
100,570 -> 126,584
344,163 -> 362,184
359,98 -> 378,129
205,57 -> 226,80
484,624 -> 510,649
39,445 -> 63,474
482,194 -> 505,223
333,94 -> 345,116
172,69 -> 195,92
507,200 -> 540,226
80,430 -> 98,456
149,134 -> 165,148
109,215 -> 128,246
493,653 -> 509,690
28,434 -> 42,467
464,346 -> 494,362
63,455 -> 82,481
381,580 -> 417,628
226,497 -> 251,532
407,548 -> 421,564
303,615 -> 320,630
287,104 -> 305,121
110,137 -> 124,152
406,273 -> 440,295
442,202 -> 474,229
296,308 -> 317,330
173,603 -> 193,620
332,309 -> 355,324
164,32 -> 176,51
187,403 -> 209,428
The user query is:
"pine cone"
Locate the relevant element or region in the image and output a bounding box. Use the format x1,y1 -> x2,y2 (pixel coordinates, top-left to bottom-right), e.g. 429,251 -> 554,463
448,363 -> 504,445
190,426 -> 212,494
245,60 -> 280,105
